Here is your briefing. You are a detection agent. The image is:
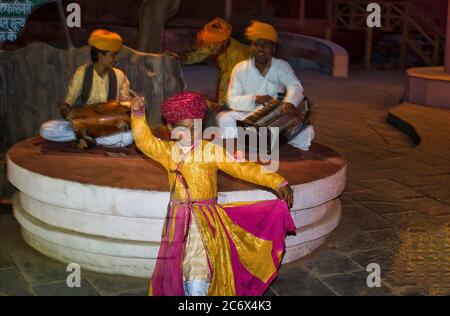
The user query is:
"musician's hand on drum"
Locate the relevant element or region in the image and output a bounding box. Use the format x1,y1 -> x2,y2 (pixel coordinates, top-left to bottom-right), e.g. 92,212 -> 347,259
119,95 -> 133,108
277,184 -> 294,208
66,111 -> 73,121
59,103 -> 72,120
255,95 -> 274,107
131,95 -> 145,112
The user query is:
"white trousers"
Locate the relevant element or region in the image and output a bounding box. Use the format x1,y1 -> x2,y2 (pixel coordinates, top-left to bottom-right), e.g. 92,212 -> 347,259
216,110 -> 250,139
183,280 -> 211,296
216,110 -> 315,150
40,120 -> 134,148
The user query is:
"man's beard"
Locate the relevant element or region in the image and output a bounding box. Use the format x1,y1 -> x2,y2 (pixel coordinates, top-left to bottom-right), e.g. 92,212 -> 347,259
255,54 -> 270,66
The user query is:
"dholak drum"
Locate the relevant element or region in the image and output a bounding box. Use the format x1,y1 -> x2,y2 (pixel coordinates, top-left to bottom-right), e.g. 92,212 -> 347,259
237,97 -> 311,153
70,100 -> 132,142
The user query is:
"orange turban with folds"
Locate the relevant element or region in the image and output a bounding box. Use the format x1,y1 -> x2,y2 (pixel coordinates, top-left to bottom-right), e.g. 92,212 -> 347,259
198,18 -> 232,45
245,20 -> 278,43
88,29 -> 123,52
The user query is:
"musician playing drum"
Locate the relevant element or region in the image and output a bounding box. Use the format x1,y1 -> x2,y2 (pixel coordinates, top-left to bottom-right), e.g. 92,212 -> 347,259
217,21 -> 315,152
40,29 -> 133,149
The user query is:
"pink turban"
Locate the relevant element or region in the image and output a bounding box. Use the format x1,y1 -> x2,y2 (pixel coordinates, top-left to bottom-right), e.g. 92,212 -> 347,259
161,92 -> 207,124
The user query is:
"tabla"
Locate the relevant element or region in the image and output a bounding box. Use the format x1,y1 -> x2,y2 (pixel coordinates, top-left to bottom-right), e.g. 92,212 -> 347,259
70,100 -> 132,141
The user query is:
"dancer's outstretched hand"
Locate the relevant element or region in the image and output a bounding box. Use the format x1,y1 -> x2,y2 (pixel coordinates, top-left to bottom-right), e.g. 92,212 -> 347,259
131,95 -> 145,112
277,184 -> 293,208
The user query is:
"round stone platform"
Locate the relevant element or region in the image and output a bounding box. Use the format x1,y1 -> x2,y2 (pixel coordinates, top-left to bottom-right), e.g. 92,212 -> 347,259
7,137 -> 346,278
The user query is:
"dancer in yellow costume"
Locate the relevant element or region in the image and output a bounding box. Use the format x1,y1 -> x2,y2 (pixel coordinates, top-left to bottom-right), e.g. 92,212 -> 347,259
131,91 -> 296,296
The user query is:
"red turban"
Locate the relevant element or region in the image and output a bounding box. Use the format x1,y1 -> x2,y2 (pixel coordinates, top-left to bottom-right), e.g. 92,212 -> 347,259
161,92 -> 207,124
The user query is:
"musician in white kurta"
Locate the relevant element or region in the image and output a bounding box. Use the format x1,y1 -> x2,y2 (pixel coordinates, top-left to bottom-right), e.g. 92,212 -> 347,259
216,21 -> 315,150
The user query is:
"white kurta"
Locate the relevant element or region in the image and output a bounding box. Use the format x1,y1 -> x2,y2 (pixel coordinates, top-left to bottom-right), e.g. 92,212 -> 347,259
227,57 -> 304,111
217,57 -> 314,150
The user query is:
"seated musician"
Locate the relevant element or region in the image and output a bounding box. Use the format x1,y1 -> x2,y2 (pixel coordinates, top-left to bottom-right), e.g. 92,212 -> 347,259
217,21 -> 315,151
40,29 -> 133,149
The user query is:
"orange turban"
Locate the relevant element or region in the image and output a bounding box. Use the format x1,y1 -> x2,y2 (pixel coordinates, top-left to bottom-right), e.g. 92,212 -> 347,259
198,18 -> 232,45
245,21 -> 278,43
88,29 -> 123,52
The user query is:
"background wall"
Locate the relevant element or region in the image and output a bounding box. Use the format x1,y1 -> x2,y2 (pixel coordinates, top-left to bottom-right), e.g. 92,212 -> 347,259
5,0 -> 445,62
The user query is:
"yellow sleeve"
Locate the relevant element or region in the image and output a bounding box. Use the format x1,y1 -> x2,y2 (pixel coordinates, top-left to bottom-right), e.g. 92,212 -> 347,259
213,144 -> 286,191
218,43 -> 251,106
64,65 -> 87,106
131,113 -> 172,169
183,46 -> 211,65
217,70 -> 232,106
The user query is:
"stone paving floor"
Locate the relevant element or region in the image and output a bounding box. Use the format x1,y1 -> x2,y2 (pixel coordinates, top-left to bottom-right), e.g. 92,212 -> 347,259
0,65 -> 449,296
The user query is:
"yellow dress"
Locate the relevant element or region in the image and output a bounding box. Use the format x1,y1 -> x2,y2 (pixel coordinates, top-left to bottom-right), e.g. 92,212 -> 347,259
132,112 -> 294,296
183,38 -> 251,106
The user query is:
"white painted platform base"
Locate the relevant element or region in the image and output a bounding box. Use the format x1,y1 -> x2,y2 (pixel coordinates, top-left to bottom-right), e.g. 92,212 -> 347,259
8,151 -> 345,278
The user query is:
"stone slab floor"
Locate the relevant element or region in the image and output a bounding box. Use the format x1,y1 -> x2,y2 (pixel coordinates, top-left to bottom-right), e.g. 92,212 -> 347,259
0,65 -> 448,296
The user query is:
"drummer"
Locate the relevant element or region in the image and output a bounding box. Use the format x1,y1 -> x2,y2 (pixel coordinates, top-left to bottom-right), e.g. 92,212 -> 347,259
218,21 -> 315,151
40,29 -> 133,149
